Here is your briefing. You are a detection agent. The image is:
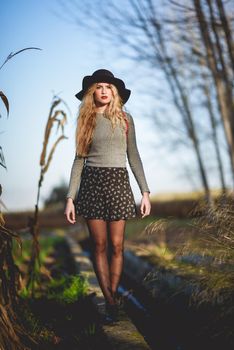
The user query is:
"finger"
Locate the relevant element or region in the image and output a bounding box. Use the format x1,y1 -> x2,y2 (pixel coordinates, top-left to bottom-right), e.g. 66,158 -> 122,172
69,212 -> 75,223
64,209 -> 71,222
66,211 -> 74,224
145,205 -> 150,215
69,218 -> 75,224
72,209 -> 76,222
145,205 -> 150,216
64,212 -> 70,222
141,202 -> 146,214
142,204 -> 150,218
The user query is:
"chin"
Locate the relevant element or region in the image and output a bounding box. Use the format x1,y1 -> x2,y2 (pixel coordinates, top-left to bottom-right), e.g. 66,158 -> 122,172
100,100 -> 110,105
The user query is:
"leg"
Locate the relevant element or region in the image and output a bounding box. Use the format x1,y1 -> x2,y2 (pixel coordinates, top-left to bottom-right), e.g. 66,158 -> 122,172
108,219 -> 126,299
86,219 -> 115,305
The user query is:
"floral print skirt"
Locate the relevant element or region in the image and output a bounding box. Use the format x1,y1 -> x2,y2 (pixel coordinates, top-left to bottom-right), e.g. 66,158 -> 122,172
75,165 -> 137,221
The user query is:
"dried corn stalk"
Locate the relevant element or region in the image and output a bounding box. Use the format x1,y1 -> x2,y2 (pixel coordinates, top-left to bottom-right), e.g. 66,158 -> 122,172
27,96 -> 68,295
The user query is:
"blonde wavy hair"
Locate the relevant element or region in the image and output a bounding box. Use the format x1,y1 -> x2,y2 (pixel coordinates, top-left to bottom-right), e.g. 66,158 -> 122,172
75,83 -> 128,156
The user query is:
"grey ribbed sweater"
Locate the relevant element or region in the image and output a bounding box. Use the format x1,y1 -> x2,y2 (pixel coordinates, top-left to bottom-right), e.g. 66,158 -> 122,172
66,112 -> 150,201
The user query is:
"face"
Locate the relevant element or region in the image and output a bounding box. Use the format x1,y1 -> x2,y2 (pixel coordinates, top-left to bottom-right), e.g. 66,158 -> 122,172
93,82 -> 113,106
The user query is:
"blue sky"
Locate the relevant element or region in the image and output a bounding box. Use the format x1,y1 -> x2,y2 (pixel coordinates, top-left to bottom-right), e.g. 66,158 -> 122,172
1,0 -> 228,212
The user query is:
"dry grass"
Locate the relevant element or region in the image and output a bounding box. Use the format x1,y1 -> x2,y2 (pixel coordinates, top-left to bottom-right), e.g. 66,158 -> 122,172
140,196 -> 234,311
182,197 -> 234,307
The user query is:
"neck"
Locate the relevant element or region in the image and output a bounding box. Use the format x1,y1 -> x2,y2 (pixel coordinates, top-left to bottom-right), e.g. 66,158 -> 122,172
95,105 -> 108,114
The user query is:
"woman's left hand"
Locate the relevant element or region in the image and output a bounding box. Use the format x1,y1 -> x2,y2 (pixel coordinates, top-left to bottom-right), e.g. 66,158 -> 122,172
140,192 -> 151,218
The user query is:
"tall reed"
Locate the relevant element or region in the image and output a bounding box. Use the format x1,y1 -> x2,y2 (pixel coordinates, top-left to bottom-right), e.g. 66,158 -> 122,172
27,96 -> 68,295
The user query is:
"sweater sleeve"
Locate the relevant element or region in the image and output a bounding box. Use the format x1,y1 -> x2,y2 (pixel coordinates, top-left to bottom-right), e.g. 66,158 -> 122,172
66,154 -> 85,201
126,113 -> 150,194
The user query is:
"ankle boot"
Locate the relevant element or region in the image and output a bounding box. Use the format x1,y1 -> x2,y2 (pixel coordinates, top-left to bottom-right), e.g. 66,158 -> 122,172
105,302 -> 119,322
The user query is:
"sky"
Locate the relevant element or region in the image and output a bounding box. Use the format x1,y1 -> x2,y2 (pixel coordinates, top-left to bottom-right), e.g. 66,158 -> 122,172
1,0 -> 230,212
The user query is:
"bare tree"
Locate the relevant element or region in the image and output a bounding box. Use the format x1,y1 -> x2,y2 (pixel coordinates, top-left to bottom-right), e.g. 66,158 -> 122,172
56,0 -> 234,198
193,0 -> 234,181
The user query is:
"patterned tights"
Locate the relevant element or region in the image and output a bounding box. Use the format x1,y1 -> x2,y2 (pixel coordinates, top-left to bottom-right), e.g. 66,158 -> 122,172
86,219 -> 126,305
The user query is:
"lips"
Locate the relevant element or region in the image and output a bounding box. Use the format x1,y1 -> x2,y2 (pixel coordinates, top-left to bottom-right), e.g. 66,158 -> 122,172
101,96 -> 108,99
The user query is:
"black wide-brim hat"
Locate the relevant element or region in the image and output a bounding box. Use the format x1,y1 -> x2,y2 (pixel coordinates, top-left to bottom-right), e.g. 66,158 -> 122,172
75,69 -> 131,104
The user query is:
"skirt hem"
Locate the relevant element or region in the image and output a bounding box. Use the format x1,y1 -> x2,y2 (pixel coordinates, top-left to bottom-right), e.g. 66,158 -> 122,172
76,213 -> 137,221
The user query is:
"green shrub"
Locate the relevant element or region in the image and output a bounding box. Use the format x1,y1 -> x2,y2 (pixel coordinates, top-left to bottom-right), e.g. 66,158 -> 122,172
47,275 -> 88,303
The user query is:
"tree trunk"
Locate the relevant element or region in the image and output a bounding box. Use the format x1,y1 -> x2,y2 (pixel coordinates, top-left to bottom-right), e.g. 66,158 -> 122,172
194,0 -> 234,184
215,0 -> 234,74
202,73 -> 227,194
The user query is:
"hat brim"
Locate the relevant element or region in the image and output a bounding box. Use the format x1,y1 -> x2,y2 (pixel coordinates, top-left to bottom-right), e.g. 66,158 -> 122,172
75,75 -> 131,104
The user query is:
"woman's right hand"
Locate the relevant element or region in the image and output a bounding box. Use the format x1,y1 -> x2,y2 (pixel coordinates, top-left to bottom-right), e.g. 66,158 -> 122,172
64,198 -> 76,224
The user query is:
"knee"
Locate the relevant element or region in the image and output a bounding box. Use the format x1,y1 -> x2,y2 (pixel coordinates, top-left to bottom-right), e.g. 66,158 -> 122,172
94,241 -> 107,254
112,243 -> 123,256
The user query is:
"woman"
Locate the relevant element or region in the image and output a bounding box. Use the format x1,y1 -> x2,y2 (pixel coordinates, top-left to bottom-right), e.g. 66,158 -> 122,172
64,69 -> 151,322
